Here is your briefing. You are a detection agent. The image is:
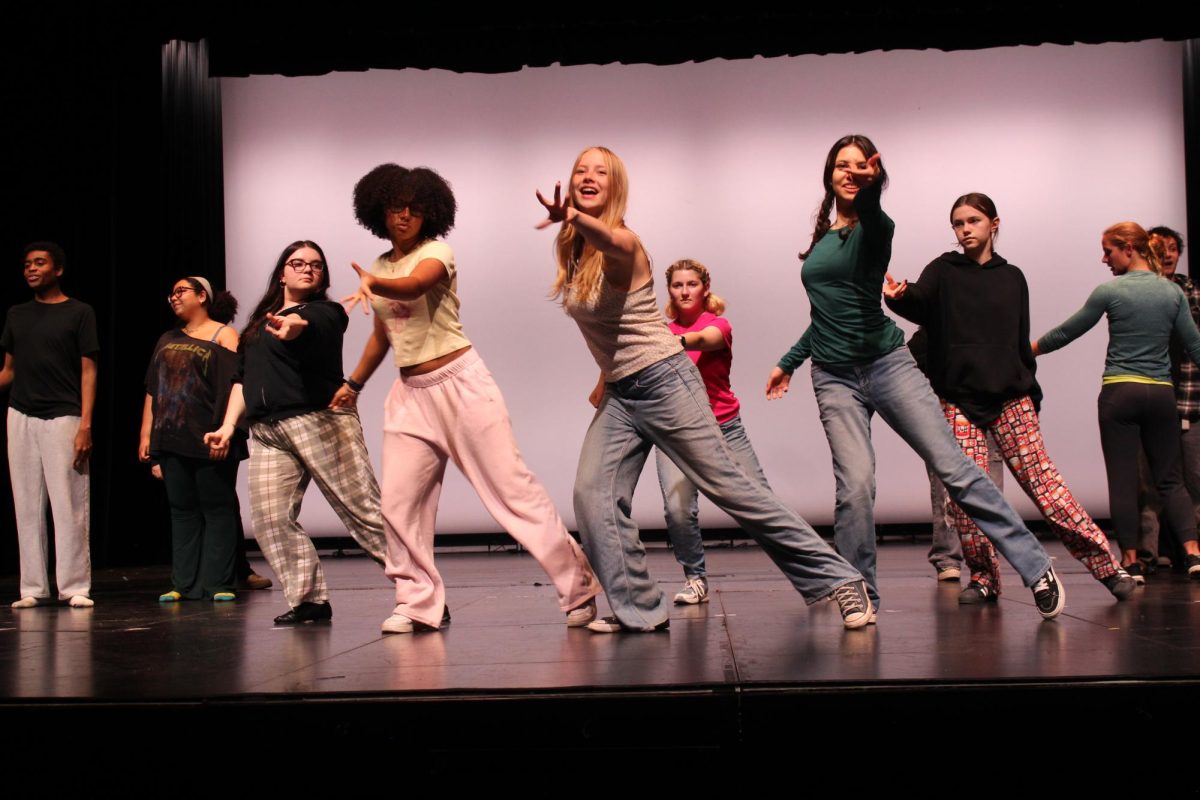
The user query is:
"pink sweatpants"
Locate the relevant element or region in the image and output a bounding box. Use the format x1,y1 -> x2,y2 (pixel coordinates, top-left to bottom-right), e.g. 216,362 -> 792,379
381,349 -> 599,627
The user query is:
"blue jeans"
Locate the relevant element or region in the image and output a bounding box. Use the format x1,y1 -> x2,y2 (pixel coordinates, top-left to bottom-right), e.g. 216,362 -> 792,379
576,352 -> 862,629
655,415 -> 771,580
926,431 -> 1005,571
810,347 -> 1051,608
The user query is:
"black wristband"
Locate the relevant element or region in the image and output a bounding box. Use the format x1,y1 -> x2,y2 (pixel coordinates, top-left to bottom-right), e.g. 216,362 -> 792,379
345,377 -> 365,393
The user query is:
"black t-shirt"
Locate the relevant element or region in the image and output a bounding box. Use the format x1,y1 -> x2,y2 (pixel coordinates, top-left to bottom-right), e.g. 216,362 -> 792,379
235,300 -> 348,424
0,298 -> 100,419
144,327 -> 247,460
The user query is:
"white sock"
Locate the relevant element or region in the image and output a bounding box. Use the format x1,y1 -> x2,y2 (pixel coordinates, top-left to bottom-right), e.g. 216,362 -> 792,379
68,595 -> 94,608
11,596 -> 38,609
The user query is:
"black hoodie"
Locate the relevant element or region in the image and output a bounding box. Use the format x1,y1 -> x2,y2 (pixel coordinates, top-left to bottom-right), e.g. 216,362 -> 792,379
885,251 -> 1041,426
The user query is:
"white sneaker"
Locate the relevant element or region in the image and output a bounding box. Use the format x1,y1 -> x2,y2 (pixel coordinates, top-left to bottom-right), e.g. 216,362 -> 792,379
11,597 -> 38,609
566,598 -> 597,627
381,605 -> 448,634
381,613 -> 416,634
68,595 -> 94,608
673,577 -> 709,605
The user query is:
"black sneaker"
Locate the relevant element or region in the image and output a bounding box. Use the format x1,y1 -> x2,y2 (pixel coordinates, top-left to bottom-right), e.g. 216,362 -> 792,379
1186,554 -> 1200,579
1031,567 -> 1065,619
1101,569 -> 1137,601
958,581 -> 999,605
832,580 -> 873,629
1124,562 -> 1146,586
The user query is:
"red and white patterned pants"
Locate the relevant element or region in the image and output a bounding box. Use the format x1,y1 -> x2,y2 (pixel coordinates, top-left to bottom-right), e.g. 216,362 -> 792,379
942,395 -> 1121,593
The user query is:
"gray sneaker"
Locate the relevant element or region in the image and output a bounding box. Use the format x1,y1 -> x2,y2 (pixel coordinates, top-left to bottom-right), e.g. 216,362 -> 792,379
832,580 -> 873,629
673,577 -> 709,605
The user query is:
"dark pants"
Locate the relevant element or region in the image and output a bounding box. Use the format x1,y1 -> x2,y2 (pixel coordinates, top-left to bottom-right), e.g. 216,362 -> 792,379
1098,383 -> 1197,551
159,455 -> 240,598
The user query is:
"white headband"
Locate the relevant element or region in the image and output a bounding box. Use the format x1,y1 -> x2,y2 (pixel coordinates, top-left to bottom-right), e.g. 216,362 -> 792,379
188,276 -> 214,299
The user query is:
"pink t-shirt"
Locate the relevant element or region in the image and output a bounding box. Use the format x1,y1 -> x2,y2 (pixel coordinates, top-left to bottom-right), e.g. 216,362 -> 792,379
670,312 -> 740,423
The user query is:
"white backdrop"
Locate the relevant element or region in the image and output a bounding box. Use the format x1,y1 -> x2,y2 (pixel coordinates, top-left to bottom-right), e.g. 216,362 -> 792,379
222,39 -> 1188,535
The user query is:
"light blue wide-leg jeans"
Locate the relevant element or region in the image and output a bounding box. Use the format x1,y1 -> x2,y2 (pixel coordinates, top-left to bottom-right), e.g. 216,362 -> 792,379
654,415 -> 772,580
575,353 -> 862,630
810,347 -> 1051,609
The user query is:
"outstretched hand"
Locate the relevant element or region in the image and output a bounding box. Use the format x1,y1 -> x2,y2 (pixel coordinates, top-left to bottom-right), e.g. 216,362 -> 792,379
882,272 -> 907,300
535,182 -> 574,230
765,367 -> 792,401
341,262 -> 376,315
266,312 -> 309,341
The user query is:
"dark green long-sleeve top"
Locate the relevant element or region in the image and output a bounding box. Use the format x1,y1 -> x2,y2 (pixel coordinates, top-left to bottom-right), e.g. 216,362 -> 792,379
777,182 -> 905,372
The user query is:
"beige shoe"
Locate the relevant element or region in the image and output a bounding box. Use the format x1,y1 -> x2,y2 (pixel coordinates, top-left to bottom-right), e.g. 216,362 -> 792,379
566,598 -> 597,627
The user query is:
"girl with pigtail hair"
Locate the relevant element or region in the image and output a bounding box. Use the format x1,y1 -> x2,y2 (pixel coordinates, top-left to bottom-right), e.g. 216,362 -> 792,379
1035,221 -> 1200,578
885,194 -> 1134,604
643,258 -> 771,605
767,135 -> 1063,619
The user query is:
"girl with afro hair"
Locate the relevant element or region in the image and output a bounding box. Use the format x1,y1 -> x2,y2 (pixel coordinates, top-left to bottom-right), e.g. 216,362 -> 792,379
336,163 -> 599,634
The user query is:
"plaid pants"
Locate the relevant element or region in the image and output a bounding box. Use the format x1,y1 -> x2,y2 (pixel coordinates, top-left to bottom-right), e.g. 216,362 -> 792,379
942,396 -> 1121,593
249,408 -> 386,606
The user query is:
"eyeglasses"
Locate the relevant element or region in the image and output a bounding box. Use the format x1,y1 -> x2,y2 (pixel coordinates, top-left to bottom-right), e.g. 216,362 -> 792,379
285,259 -> 325,274
167,287 -> 196,301
386,204 -> 424,217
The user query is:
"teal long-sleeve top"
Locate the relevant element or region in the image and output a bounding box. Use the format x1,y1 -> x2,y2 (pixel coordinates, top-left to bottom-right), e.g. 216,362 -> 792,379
1036,270 -> 1200,383
777,182 -> 906,372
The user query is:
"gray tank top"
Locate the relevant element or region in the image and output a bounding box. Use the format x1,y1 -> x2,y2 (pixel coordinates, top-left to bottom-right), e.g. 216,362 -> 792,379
565,275 -> 683,381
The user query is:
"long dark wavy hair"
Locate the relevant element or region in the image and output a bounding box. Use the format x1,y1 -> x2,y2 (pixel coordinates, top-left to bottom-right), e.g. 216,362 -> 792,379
798,134 -> 889,261
243,240 -> 332,340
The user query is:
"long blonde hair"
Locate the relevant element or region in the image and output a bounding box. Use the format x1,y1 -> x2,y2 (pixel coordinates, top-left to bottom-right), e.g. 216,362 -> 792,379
551,146 -> 630,307
664,259 -> 726,320
1104,221 -> 1164,275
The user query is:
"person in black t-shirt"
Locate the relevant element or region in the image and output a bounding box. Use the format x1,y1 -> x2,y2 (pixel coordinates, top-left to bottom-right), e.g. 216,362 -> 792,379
141,276 -> 246,603
1,242 -> 98,608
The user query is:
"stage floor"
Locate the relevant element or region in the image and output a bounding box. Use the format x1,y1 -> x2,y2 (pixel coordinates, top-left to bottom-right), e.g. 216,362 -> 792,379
5,540 -> 1199,788
3,540 -> 1197,700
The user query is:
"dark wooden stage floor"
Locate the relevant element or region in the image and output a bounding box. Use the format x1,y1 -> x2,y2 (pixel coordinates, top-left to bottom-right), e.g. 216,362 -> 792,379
3,540 -> 1198,788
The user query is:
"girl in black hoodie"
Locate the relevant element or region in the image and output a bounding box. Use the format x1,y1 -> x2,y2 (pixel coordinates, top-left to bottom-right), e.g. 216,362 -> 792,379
884,193 -> 1133,603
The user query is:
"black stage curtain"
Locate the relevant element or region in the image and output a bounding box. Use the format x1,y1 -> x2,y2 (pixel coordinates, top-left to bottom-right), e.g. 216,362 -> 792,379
197,8 -> 1200,78
1186,39 -> 1199,278
161,41 -> 226,280
0,21 -> 169,573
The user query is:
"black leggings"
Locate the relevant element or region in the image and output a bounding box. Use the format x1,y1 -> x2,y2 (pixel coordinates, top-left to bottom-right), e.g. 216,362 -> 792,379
1098,382 -> 1197,551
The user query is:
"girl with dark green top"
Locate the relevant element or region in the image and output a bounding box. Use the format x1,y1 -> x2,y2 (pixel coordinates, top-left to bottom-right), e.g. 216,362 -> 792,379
1035,221 -> 1200,577
766,134 -> 1062,619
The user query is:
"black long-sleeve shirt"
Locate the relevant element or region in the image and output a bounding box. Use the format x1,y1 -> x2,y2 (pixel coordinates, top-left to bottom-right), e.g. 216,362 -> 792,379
234,300 -> 348,424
